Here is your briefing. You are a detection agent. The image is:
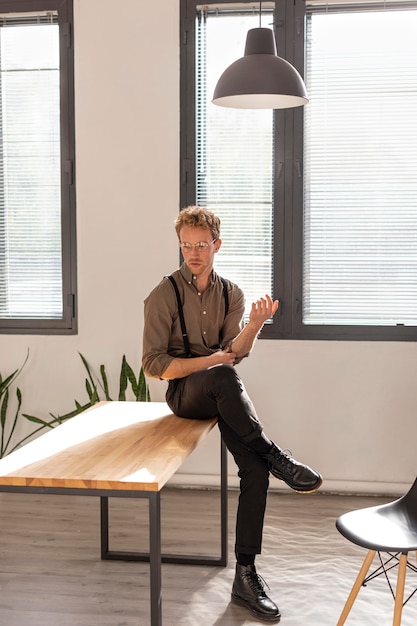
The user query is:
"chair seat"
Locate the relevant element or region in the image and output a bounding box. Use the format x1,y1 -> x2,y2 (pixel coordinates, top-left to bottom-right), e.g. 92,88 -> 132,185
336,500 -> 417,552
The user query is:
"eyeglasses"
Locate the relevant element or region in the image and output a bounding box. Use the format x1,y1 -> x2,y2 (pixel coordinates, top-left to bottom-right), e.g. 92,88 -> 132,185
178,239 -> 217,252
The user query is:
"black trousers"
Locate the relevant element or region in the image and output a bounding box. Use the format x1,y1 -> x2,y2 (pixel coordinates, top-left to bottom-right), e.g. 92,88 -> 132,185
166,365 -> 270,555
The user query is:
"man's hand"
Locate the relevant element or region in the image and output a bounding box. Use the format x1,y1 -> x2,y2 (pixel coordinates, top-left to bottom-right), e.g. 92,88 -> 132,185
248,294 -> 279,329
228,294 -> 279,360
208,349 -> 237,368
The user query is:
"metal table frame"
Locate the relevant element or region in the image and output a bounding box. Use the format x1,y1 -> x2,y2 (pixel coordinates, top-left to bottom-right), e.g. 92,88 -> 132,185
0,437 -> 228,626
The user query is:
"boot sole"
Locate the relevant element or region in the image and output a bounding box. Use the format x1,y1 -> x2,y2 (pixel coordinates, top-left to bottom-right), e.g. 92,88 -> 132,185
272,474 -> 323,494
231,594 -> 281,622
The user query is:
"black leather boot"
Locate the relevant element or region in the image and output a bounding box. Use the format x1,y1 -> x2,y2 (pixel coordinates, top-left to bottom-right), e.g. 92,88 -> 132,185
231,563 -> 281,622
263,443 -> 322,493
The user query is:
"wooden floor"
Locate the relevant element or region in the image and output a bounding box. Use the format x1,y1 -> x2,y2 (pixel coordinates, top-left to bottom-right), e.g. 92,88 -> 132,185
0,487 -> 415,625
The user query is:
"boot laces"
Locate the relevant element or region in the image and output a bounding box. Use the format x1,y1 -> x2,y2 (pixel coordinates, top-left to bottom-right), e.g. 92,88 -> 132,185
276,448 -> 295,466
244,569 -> 270,595
280,448 -> 293,460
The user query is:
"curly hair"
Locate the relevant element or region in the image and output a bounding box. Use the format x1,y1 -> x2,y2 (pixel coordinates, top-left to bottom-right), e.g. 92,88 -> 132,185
174,205 -> 221,241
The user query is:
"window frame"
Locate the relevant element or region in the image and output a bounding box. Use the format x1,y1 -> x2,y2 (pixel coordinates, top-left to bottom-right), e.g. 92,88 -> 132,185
180,0 -> 417,341
0,0 -> 76,335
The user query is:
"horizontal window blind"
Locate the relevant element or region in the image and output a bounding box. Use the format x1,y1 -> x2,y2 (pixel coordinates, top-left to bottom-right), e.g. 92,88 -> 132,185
196,9 -> 274,316
303,6 -> 417,326
0,12 -> 62,320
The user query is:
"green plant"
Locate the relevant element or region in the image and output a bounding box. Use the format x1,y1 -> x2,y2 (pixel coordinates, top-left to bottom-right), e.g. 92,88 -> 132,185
0,350 -> 29,458
0,352 -> 150,458
78,353 -> 151,403
23,352 -> 151,431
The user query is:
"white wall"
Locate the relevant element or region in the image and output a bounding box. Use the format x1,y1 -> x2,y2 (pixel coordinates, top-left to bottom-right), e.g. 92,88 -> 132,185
1,0 -> 416,496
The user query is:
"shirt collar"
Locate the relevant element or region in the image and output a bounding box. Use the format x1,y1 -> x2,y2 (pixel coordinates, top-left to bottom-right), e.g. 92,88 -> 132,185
179,262 -> 216,286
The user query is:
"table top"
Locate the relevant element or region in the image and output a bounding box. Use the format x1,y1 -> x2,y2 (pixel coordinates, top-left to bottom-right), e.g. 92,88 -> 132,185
0,402 -> 217,492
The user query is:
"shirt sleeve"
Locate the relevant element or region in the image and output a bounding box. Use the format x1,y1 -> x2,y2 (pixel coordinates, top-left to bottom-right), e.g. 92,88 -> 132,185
142,279 -> 178,379
220,281 -> 248,363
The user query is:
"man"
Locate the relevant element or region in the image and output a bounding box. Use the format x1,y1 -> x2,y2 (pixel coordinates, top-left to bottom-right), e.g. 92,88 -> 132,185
142,205 -> 322,622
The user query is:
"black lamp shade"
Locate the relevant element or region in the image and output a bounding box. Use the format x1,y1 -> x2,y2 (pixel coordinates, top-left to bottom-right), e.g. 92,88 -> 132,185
212,28 -> 309,110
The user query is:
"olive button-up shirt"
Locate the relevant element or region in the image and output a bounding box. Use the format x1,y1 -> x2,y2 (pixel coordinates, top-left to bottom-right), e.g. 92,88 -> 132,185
142,263 -> 246,379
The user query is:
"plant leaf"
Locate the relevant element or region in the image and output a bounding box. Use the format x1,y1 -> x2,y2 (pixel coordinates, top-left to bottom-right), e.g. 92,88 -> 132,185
100,364 -> 111,401
125,361 -> 139,399
79,352 -> 99,400
3,388 -> 23,456
118,355 -> 128,401
85,378 -> 94,400
0,388 -> 9,430
0,349 -> 30,399
0,370 -> 18,397
138,367 -> 151,402
22,414 -> 52,426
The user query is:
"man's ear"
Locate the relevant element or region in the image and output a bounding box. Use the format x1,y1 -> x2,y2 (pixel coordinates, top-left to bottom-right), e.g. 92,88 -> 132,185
214,238 -> 222,252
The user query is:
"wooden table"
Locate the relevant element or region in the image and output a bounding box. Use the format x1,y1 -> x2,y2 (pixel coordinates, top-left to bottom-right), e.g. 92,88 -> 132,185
0,401 -> 228,625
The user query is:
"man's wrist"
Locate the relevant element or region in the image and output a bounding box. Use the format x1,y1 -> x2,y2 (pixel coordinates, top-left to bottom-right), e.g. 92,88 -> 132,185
246,319 -> 264,334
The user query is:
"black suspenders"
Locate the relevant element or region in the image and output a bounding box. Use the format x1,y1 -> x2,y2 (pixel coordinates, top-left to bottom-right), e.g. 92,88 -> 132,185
166,274 -> 229,358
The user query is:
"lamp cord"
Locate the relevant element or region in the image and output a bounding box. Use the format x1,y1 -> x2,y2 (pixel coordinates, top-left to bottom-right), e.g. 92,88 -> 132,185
259,1 -> 262,28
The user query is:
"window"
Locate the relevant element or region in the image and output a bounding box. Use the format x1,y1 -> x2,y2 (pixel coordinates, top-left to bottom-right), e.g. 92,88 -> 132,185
0,0 -> 76,334
194,7 -> 274,318
181,0 -> 417,340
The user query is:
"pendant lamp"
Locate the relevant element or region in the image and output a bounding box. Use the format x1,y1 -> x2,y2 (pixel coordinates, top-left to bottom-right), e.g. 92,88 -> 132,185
212,6 -> 308,110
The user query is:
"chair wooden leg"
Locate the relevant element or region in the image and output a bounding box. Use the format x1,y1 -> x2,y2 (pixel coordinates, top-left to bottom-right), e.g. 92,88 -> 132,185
392,552 -> 408,626
336,550 -> 376,626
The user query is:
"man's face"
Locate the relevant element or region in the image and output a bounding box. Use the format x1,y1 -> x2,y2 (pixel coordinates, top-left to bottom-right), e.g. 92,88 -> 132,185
179,225 -> 221,279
